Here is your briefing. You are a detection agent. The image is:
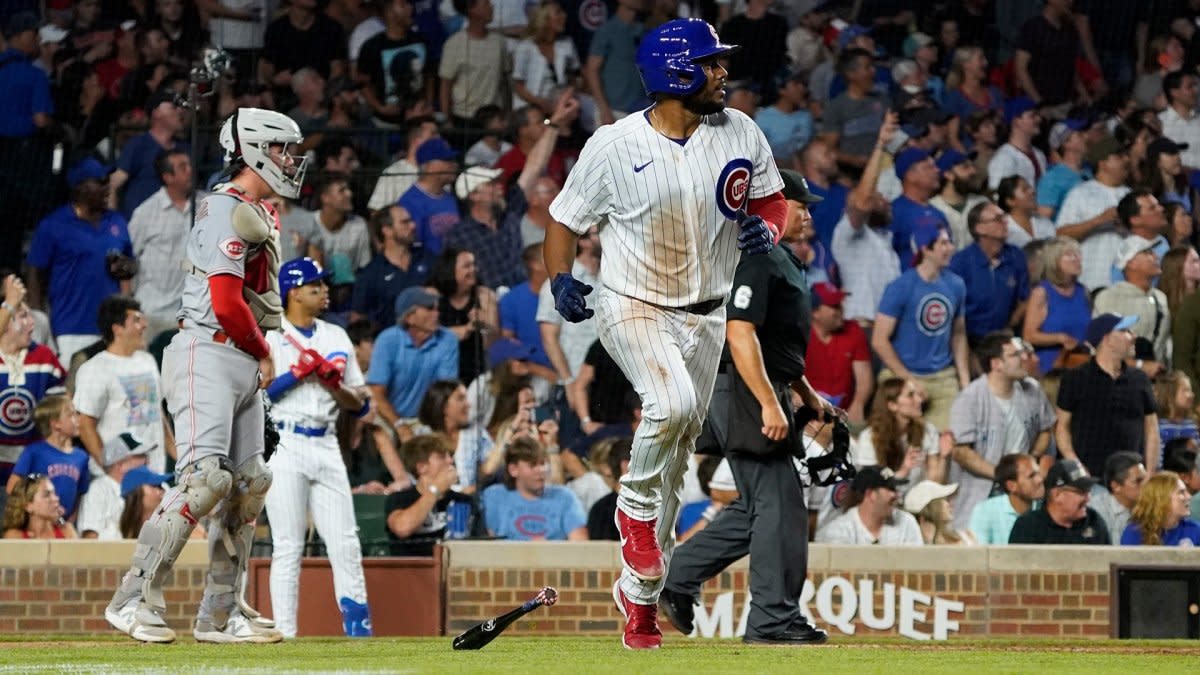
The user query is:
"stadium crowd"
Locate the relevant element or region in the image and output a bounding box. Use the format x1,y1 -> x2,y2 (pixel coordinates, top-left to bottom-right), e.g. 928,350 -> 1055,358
4,0 -> 1200,554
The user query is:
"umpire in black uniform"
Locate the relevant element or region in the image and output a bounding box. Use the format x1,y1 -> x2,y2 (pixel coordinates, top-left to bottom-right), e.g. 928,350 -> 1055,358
658,170 -> 833,645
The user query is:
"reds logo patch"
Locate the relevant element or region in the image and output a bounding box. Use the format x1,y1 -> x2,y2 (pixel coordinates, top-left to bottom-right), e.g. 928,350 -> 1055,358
916,292 -> 952,336
220,237 -> 246,261
578,0 -> 607,31
715,158 -> 753,221
0,387 -> 36,436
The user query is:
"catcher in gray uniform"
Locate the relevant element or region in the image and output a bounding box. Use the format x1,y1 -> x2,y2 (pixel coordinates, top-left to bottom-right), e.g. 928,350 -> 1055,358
106,108 -> 306,644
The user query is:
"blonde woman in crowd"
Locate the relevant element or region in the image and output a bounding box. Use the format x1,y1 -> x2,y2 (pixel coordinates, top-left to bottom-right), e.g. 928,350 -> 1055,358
1121,471 -> 1200,545
903,480 -> 977,545
2,475 -> 77,539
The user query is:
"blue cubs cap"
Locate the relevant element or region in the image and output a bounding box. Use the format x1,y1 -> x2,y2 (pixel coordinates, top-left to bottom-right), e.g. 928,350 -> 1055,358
415,138 -> 457,165
1003,96 -> 1038,125
120,465 -> 173,498
837,24 -> 871,50
394,286 -> 438,320
912,221 -> 949,251
935,149 -> 976,173
488,338 -> 536,368
1085,313 -> 1138,349
894,147 -> 932,180
67,158 -> 114,188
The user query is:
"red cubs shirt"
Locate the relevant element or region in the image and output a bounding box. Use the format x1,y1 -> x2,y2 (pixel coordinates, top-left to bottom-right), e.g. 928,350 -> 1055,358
805,321 -> 870,406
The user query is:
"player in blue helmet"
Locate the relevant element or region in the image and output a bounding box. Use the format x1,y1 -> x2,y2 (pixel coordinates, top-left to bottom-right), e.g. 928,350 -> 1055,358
635,17 -> 740,113
278,257 -> 330,308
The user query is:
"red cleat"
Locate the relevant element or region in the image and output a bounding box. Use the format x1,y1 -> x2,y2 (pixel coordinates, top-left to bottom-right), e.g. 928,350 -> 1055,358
612,582 -> 662,650
615,510 -> 665,580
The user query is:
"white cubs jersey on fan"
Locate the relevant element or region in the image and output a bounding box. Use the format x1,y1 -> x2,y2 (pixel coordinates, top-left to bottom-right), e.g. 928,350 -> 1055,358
266,318 -> 365,427
549,108 -> 783,306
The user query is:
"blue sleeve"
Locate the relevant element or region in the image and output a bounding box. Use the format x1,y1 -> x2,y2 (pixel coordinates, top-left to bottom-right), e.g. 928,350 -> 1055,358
1119,524 -> 1141,545
365,330 -> 396,385
351,268 -> 373,313
76,453 -> 90,495
952,274 -> 967,317
12,445 -> 34,476
266,371 -> 299,401
1036,172 -> 1059,207
117,136 -> 140,173
1014,252 -> 1031,301
25,219 -> 55,269
877,275 -> 908,319
499,295 -> 517,333
438,334 -> 460,380
949,251 -> 968,280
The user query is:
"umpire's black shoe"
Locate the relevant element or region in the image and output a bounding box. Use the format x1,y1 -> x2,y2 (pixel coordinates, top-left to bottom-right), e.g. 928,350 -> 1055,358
742,622 -> 829,646
658,588 -> 695,635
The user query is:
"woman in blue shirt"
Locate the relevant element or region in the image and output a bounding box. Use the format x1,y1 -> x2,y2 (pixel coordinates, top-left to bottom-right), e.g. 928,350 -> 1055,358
1121,472 -> 1200,546
1023,237 -> 1091,374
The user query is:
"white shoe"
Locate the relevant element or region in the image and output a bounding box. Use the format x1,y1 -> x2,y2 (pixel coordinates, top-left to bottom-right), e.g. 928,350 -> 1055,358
194,612 -> 284,643
106,601 -> 176,643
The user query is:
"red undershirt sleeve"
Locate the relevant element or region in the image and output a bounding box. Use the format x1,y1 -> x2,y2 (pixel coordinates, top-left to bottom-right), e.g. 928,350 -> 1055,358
747,191 -> 787,243
209,273 -> 270,360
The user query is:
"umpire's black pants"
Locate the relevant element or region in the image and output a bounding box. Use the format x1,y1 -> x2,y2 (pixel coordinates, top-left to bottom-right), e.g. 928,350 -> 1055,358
664,374 -> 810,638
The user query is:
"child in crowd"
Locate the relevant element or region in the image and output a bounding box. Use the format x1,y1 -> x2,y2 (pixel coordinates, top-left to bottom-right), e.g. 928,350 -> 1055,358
5,395 -> 88,520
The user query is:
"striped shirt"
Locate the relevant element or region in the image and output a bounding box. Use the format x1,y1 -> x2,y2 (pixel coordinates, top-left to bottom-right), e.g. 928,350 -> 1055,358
0,344 -> 66,462
128,187 -> 201,327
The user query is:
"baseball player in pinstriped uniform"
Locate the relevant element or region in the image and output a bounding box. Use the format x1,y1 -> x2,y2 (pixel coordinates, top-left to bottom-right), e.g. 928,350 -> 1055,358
264,257 -> 371,639
106,108 -> 305,644
543,18 -> 787,649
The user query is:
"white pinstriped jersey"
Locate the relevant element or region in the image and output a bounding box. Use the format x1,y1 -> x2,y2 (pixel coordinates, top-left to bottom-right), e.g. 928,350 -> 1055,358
549,108 -> 783,306
266,318 -> 365,428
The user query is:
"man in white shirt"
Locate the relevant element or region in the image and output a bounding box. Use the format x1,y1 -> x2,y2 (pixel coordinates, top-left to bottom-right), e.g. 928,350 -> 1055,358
987,98 -> 1046,191
73,297 -> 173,473
1055,136 -> 1132,291
1159,71 -> 1200,170
814,466 -> 924,545
76,434 -> 161,540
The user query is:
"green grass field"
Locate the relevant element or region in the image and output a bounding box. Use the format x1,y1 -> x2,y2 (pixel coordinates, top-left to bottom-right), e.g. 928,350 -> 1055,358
1,636 -> 1198,674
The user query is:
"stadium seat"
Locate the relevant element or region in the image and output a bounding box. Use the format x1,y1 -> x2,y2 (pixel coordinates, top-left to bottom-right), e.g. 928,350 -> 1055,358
353,493 -> 391,557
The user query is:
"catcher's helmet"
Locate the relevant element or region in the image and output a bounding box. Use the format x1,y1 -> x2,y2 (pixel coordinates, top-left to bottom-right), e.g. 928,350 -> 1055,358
635,18 -> 740,97
219,108 -> 308,199
279,257 -> 330,306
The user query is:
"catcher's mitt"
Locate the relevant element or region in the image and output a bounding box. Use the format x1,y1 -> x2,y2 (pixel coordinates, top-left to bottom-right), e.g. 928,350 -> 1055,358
263,403 -> 281,461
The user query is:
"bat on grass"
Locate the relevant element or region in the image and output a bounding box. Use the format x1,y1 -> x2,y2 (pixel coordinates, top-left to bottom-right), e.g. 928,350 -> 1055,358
452,587 -> 559,650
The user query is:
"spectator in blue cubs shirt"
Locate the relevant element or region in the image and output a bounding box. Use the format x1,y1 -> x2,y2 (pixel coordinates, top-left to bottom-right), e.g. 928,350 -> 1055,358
26,159 -> 135,366
950,201 -> 1031,345
6,395 -> 88,520
891,147 -> 952,270
398,138 -> 462,256
872,222 -> 970,431
481,436 -> 587,541
498,244 -> 553,370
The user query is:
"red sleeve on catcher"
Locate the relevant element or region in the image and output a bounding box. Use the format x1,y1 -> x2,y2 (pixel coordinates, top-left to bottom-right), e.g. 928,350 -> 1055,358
748,192 -> 787,243
209,274 -> 270,360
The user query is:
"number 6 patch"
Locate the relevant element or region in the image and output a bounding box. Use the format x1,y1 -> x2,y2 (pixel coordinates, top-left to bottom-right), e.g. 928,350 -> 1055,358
733,285 -> 752,309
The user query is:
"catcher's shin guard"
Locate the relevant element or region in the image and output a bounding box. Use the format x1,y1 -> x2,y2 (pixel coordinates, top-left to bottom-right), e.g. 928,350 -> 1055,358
197,454 -> 273,628
110,456 -> 234,613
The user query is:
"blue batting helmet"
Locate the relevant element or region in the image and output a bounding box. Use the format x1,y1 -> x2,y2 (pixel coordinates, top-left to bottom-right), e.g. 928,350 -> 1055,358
635,18 -> 740,97
279,257 -> 330,305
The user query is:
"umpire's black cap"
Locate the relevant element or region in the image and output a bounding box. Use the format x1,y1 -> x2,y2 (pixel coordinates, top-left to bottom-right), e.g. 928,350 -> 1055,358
780,170 -> 824,204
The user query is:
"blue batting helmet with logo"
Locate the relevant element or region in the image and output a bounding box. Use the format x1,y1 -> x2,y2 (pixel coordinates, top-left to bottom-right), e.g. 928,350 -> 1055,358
635,18 -> 740,97
279,257 -> 330,306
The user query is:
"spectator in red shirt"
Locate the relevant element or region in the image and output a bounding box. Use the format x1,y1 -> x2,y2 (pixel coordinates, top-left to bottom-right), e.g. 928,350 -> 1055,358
495,104 -> 569,188
805,282 -> 873,425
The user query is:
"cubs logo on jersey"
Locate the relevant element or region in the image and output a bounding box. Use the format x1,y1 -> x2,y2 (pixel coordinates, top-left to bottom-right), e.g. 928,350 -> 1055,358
916,292 -> 953,336
0,387 -> 36,437
715,158 -> 752,220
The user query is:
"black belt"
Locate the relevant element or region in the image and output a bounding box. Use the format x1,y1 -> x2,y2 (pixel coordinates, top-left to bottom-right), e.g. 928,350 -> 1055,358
678,298 -> 724,315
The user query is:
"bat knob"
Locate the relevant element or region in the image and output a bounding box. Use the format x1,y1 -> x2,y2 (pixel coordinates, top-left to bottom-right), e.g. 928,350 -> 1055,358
539,587 -> 559,607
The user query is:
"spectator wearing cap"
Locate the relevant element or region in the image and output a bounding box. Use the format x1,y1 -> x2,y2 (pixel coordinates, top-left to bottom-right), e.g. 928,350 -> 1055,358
1056,136 -> 1132,291
755,71 -> 813,162
930,149 -> 987,251
366,286 -> 460,429
447,94 -> 577,289
367,117 -> 438,212
498,243 -> 555,371
997,175 -> 1056,249
1056,313 -> 1159,478
805,282 -> 872,424
798,138 -> 848,254
127,148 -> 203,341
819,47 -> 890,172
464,337 -> 545,431
969,453 -> 1045,545
1008,459 -> 1111,544
398,137 -> 462,255
1013,0 -> 1084,106
1159,71 -> 1200,170
814,466 -> 923,545
33,22 -> 68,76
950,201 -> 1031,345
75,430 -> 156,540
873,223 -> 969,430
117,464 -> 177,539
26,159 -> 134,366
1036,119 -> 1091,220
832,118 -> 901,327
260,0 -> 347,110
109,90 -> 187,218
1095,235 -> 1171,363
439,0 -> 510,125
904,32 -> 944,104
891,148 -> 952,270
949,330 -> 1055,531
903,480 -> 974,545
1089,451 -> 1148,546
987,97 -> 1046,191
1145,137 -> 1197,215
495,105 -> 572,190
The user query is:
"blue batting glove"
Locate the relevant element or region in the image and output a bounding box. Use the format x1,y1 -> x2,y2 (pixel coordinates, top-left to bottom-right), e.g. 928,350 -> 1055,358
551,272 -> 594,323
735,209 -> 774,256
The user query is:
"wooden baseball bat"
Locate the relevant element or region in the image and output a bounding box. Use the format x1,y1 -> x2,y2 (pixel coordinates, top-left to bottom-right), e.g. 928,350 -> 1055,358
451,587 -> 558,650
